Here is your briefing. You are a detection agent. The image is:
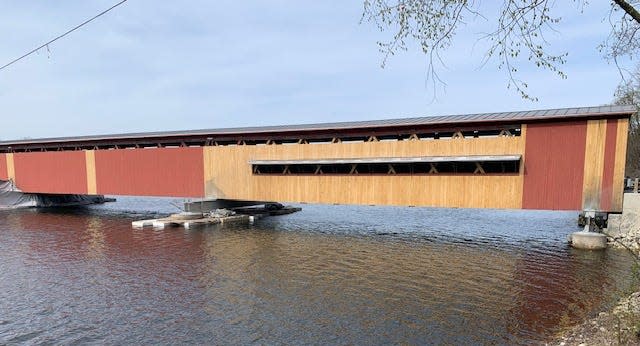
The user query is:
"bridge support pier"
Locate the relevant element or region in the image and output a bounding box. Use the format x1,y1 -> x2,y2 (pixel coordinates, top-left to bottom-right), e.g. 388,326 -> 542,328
570,211 -> 608,250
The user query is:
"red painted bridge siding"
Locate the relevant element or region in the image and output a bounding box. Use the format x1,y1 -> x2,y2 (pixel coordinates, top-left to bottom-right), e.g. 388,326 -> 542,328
600,119 -> 619,211
0,154 -> 7,180
522,121 -> 587,210
13,152 -> 88,194
94,148 -> 204,197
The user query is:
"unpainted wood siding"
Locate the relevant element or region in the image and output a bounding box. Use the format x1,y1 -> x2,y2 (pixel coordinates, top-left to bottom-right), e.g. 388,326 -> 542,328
85,150 -> 97,195
203,136 -> 527,208
600,119 -> 619,211
582,119 -> 609,210
612,118 -> 629,211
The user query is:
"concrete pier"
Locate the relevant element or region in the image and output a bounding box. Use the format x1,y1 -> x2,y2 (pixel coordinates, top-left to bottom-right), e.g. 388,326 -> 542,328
570,210 -> 608,250
570,231 -> 607,250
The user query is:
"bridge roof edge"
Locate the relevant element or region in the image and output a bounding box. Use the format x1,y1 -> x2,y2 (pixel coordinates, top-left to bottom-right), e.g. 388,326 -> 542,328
0,105 -> 635,148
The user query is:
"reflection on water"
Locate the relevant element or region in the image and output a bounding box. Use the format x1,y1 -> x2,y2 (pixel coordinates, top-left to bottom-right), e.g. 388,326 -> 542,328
0,198 -> 635,344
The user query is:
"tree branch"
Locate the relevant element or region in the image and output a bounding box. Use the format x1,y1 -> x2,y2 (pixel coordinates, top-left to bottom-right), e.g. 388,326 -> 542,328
362,0 -> 640,101
613,0 -> 640,23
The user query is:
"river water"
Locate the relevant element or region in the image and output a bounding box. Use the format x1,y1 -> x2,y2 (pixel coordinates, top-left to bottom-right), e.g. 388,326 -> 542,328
0,198 -> 636,345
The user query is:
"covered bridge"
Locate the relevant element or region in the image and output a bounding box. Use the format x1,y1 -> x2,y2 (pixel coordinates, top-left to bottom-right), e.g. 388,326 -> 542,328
0,105 -> 634,212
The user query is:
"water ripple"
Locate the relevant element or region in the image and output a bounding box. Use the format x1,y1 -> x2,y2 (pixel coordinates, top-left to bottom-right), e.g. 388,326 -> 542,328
0,199 -> 635,345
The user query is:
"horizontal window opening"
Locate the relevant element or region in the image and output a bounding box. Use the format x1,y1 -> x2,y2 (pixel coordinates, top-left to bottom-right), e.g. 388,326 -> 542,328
251,156 -> 520,175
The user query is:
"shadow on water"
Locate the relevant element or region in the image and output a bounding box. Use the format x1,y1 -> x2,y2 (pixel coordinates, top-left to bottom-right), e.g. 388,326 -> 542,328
0,198 -> 636,344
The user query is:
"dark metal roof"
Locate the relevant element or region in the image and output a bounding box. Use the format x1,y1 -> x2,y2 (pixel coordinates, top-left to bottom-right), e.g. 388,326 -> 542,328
0,105 -> 634,150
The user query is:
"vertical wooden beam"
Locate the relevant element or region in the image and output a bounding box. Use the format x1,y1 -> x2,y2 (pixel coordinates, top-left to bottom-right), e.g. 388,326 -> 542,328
6,153 -> 15,182
611,118 -> 629,211
516,124 -> 527,209
203,146 -> 216,198
600,119 -> 620,211
582,119 -> 608,210
85,150 -> 97,194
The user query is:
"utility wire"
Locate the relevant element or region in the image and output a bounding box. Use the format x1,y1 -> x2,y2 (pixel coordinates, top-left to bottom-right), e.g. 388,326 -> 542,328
0,0 -> 129,71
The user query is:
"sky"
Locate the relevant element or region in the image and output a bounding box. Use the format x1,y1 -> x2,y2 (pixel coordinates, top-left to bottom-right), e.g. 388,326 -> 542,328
0,1 -> 629,140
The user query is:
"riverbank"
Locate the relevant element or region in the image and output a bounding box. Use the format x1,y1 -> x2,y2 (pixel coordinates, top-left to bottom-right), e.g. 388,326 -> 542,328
555,193 -> 640,345
554,291 -> 640,345
606,193 -> 640,251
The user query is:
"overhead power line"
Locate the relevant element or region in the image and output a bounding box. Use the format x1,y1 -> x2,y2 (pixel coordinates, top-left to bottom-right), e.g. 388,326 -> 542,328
0,0 -> 129,72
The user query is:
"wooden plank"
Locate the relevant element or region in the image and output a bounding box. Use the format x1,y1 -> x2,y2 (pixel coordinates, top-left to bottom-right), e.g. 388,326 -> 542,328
582,119 -> 607,210
600,119 -> 619,211
612,118 -> 629,211
203,135 -> 527,209
519,124 -> 527,192
85,150 -> 97,195
6,153 -> 15,181
204,146 -> 221,198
